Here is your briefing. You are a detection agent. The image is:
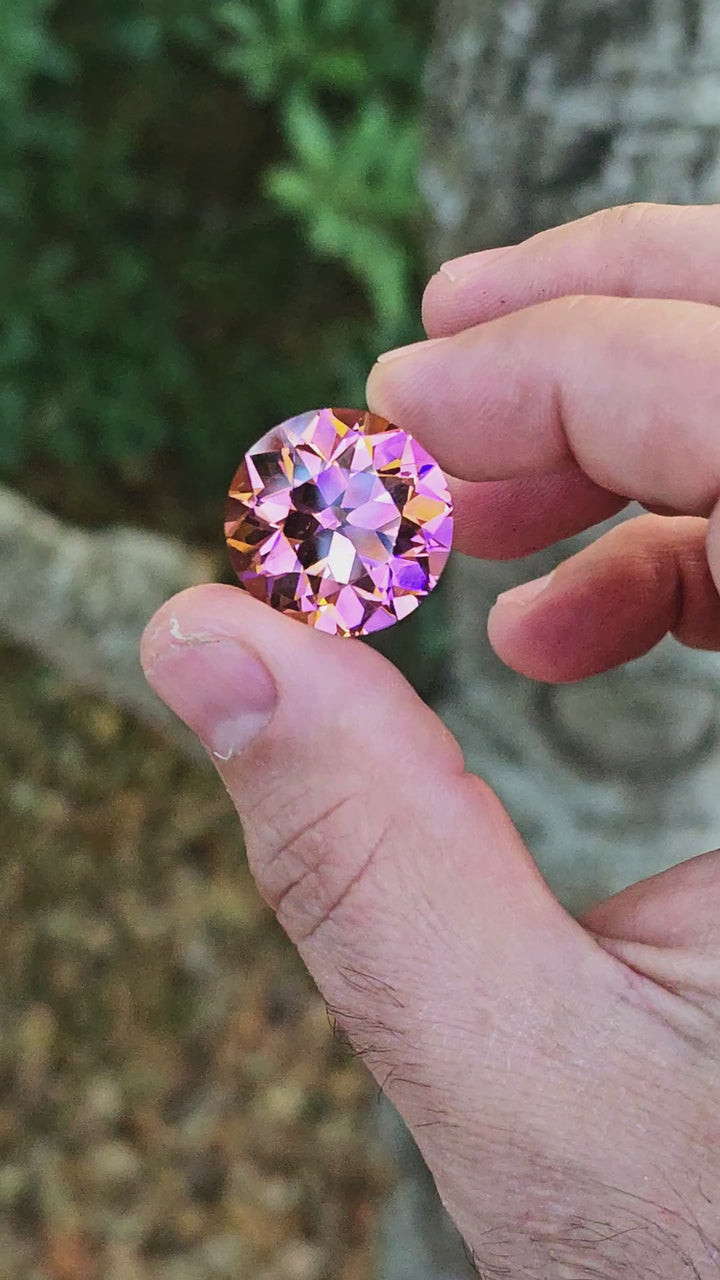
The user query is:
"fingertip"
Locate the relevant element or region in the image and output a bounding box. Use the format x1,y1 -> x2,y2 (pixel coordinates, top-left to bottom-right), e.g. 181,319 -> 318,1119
140,583 -> 257,675
421,269 -> 460,338
487,514 -> 720,683
422,247 -> 518,337
486,590 -> 552,682
140,579 -> 427,736
707,500 -> 720,599
366,332 -> 471,468
365,353 -> 408,426
486,593 -> 543,673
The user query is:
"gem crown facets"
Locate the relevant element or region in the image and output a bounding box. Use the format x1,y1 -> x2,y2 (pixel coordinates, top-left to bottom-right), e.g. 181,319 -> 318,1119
225,407 -> 454,637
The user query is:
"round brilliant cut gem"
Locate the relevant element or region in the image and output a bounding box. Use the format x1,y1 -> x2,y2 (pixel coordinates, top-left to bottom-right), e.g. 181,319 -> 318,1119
225,408 -> 454,637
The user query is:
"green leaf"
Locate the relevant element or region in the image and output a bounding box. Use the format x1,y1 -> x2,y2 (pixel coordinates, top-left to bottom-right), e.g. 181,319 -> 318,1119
265,165 -> 315,210
263,89 -> 420,330
272,0 -> 306,37
0,0 -> 74,107
215,2 -> 264,42
282,88 -> 335,168
306,49 -> 368,90
115,17 -> 164,60
311,214 -> 410,332
0,0 -> 430,515
322,0 -> 363,32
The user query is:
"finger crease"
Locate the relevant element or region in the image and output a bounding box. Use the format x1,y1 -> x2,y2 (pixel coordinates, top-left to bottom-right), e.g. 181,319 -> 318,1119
669,543 -> 687,638
299,817 -> 393,944
265,789 -> 365,888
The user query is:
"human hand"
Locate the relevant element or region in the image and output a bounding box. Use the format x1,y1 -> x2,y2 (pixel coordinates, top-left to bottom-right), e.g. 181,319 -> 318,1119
142,204 -> 720,1278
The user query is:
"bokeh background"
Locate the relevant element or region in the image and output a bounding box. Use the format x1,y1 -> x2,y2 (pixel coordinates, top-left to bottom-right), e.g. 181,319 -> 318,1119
0,4 -> 444,1279
5,2 -> 720,1279
1,0 -> 434,521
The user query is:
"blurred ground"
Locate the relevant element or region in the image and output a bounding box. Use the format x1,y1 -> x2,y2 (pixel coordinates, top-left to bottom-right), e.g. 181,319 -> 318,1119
0,644 -> 390,1280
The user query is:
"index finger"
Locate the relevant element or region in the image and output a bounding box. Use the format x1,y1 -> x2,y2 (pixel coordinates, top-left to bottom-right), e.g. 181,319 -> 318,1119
366,294 -> 720,516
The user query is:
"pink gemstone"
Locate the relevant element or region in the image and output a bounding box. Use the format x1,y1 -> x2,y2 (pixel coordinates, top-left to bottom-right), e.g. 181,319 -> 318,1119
225,408 -> 454,637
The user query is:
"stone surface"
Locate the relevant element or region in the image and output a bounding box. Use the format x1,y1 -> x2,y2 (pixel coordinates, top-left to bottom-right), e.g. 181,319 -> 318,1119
225,408 -> 453,637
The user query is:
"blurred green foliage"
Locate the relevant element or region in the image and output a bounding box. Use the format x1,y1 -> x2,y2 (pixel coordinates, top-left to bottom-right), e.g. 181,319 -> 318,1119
0,0 -> 434,507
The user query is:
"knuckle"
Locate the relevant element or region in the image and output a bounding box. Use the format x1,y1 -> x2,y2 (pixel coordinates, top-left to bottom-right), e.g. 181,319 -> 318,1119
598,200 -> 658,237
245,786 -> 394,944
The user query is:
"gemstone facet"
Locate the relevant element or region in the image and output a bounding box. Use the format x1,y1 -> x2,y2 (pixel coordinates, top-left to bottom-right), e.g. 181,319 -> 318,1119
225,408 -> 453,637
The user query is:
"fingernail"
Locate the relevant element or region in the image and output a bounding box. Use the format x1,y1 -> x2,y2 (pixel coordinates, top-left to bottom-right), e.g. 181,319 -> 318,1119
439,245 -> 513,283
493,571 -> 555,610
376,336 -> 448,364
144,639 -> 277,762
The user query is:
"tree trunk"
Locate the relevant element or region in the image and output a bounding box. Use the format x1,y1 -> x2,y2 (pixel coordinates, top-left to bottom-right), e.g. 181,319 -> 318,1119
424,0 -> 720,912
378,4 -> 720,1276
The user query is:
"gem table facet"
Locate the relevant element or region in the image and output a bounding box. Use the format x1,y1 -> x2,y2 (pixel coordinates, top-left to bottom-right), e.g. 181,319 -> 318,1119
225,407 -> 454,637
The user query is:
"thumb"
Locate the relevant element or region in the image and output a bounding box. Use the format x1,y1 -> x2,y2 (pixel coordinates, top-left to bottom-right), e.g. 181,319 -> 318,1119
141,585 -> 608,1231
